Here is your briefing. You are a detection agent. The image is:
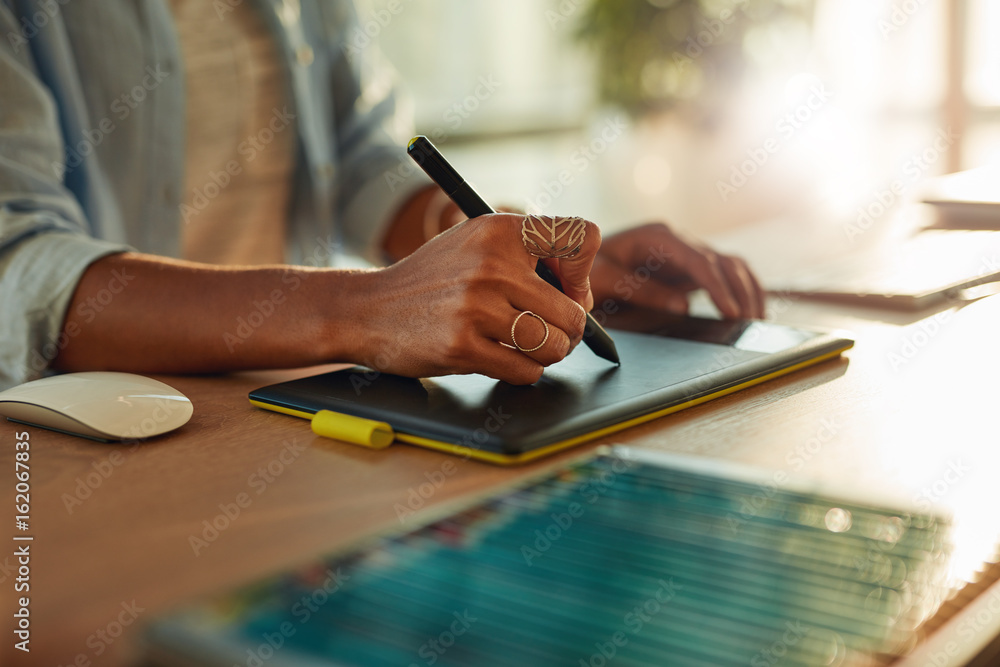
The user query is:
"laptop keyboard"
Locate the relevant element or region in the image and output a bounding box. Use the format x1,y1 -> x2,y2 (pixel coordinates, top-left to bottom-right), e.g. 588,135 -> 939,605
778,230 -> 1000,296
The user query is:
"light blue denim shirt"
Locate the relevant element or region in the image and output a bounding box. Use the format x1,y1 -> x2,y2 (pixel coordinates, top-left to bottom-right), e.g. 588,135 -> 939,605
0,0 -> 430,389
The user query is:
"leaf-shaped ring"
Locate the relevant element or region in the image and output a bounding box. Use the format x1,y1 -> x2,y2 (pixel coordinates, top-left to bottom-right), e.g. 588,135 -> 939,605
521,215 -> 587,259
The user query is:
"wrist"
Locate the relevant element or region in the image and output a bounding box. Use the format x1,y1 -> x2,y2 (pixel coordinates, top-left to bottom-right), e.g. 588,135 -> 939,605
311,267 -> 385,366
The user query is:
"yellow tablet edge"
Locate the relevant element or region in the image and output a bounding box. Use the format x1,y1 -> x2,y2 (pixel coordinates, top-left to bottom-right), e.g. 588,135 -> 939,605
249,343 -> 852,466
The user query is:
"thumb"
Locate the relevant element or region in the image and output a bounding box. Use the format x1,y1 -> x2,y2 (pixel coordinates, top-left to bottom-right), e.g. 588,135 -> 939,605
529,216 -> 600,311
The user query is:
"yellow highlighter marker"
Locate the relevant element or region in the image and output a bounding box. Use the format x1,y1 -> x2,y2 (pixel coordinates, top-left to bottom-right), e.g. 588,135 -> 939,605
311,410 -> 395,450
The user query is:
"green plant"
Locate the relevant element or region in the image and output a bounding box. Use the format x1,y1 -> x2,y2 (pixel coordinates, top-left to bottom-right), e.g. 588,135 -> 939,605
575,0 -> 812,116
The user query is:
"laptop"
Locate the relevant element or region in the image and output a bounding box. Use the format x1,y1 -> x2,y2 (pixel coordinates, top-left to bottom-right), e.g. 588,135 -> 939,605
750,167 -> 1000,309
767,228 -> 1000,310
920,165 -> 1000,229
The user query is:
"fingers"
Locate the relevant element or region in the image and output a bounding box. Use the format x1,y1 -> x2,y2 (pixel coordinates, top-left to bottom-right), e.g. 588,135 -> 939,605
382,213 -> 598,384
492,304 -> 577,368
454,268 -> 588,376
666,248 -> 770,318
474,265 -> 590,374
606,266 -> 691,314
653,235 -> 754,319
633,283 -> 690,314
677,246 -> 744,319
443,305 -> 572,385
594,222 -> 768,320
745,263 -> 766,318
465,337 -> 546,385
717,255 -> 766,319
550,219 -> 601,311
512,213 -> 601,311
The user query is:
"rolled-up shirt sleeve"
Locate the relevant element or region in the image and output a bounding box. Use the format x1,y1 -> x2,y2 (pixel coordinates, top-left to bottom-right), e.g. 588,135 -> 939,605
320,1 -> 431,264
0,6 -> 129,389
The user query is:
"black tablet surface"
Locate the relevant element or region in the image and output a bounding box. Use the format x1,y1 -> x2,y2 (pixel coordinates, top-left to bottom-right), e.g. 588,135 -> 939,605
249,315 -> 853,465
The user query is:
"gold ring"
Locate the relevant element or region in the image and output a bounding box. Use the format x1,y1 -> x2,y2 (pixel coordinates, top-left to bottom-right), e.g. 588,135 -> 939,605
499,311 -> 549,353
521,214 -> 586,259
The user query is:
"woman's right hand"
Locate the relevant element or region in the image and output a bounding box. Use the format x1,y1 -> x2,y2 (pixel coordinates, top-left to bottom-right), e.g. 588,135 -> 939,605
345,213 -> 601,385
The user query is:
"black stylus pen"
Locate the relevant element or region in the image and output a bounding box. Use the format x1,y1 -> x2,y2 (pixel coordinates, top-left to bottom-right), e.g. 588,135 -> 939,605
407,135 -> 620,365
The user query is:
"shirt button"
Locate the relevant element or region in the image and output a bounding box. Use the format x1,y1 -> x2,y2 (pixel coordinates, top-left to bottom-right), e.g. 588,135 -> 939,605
296,45 -> 314,67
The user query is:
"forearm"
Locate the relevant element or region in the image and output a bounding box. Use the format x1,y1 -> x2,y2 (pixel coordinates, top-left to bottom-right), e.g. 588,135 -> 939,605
52,252 -> 371,374
50,213 -> 598,385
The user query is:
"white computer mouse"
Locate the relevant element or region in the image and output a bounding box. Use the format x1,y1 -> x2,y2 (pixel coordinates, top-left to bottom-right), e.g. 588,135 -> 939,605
0,372 -> 193,441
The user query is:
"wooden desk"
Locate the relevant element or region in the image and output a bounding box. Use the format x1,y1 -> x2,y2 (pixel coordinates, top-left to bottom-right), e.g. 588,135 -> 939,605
3,295 -> 1000,666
